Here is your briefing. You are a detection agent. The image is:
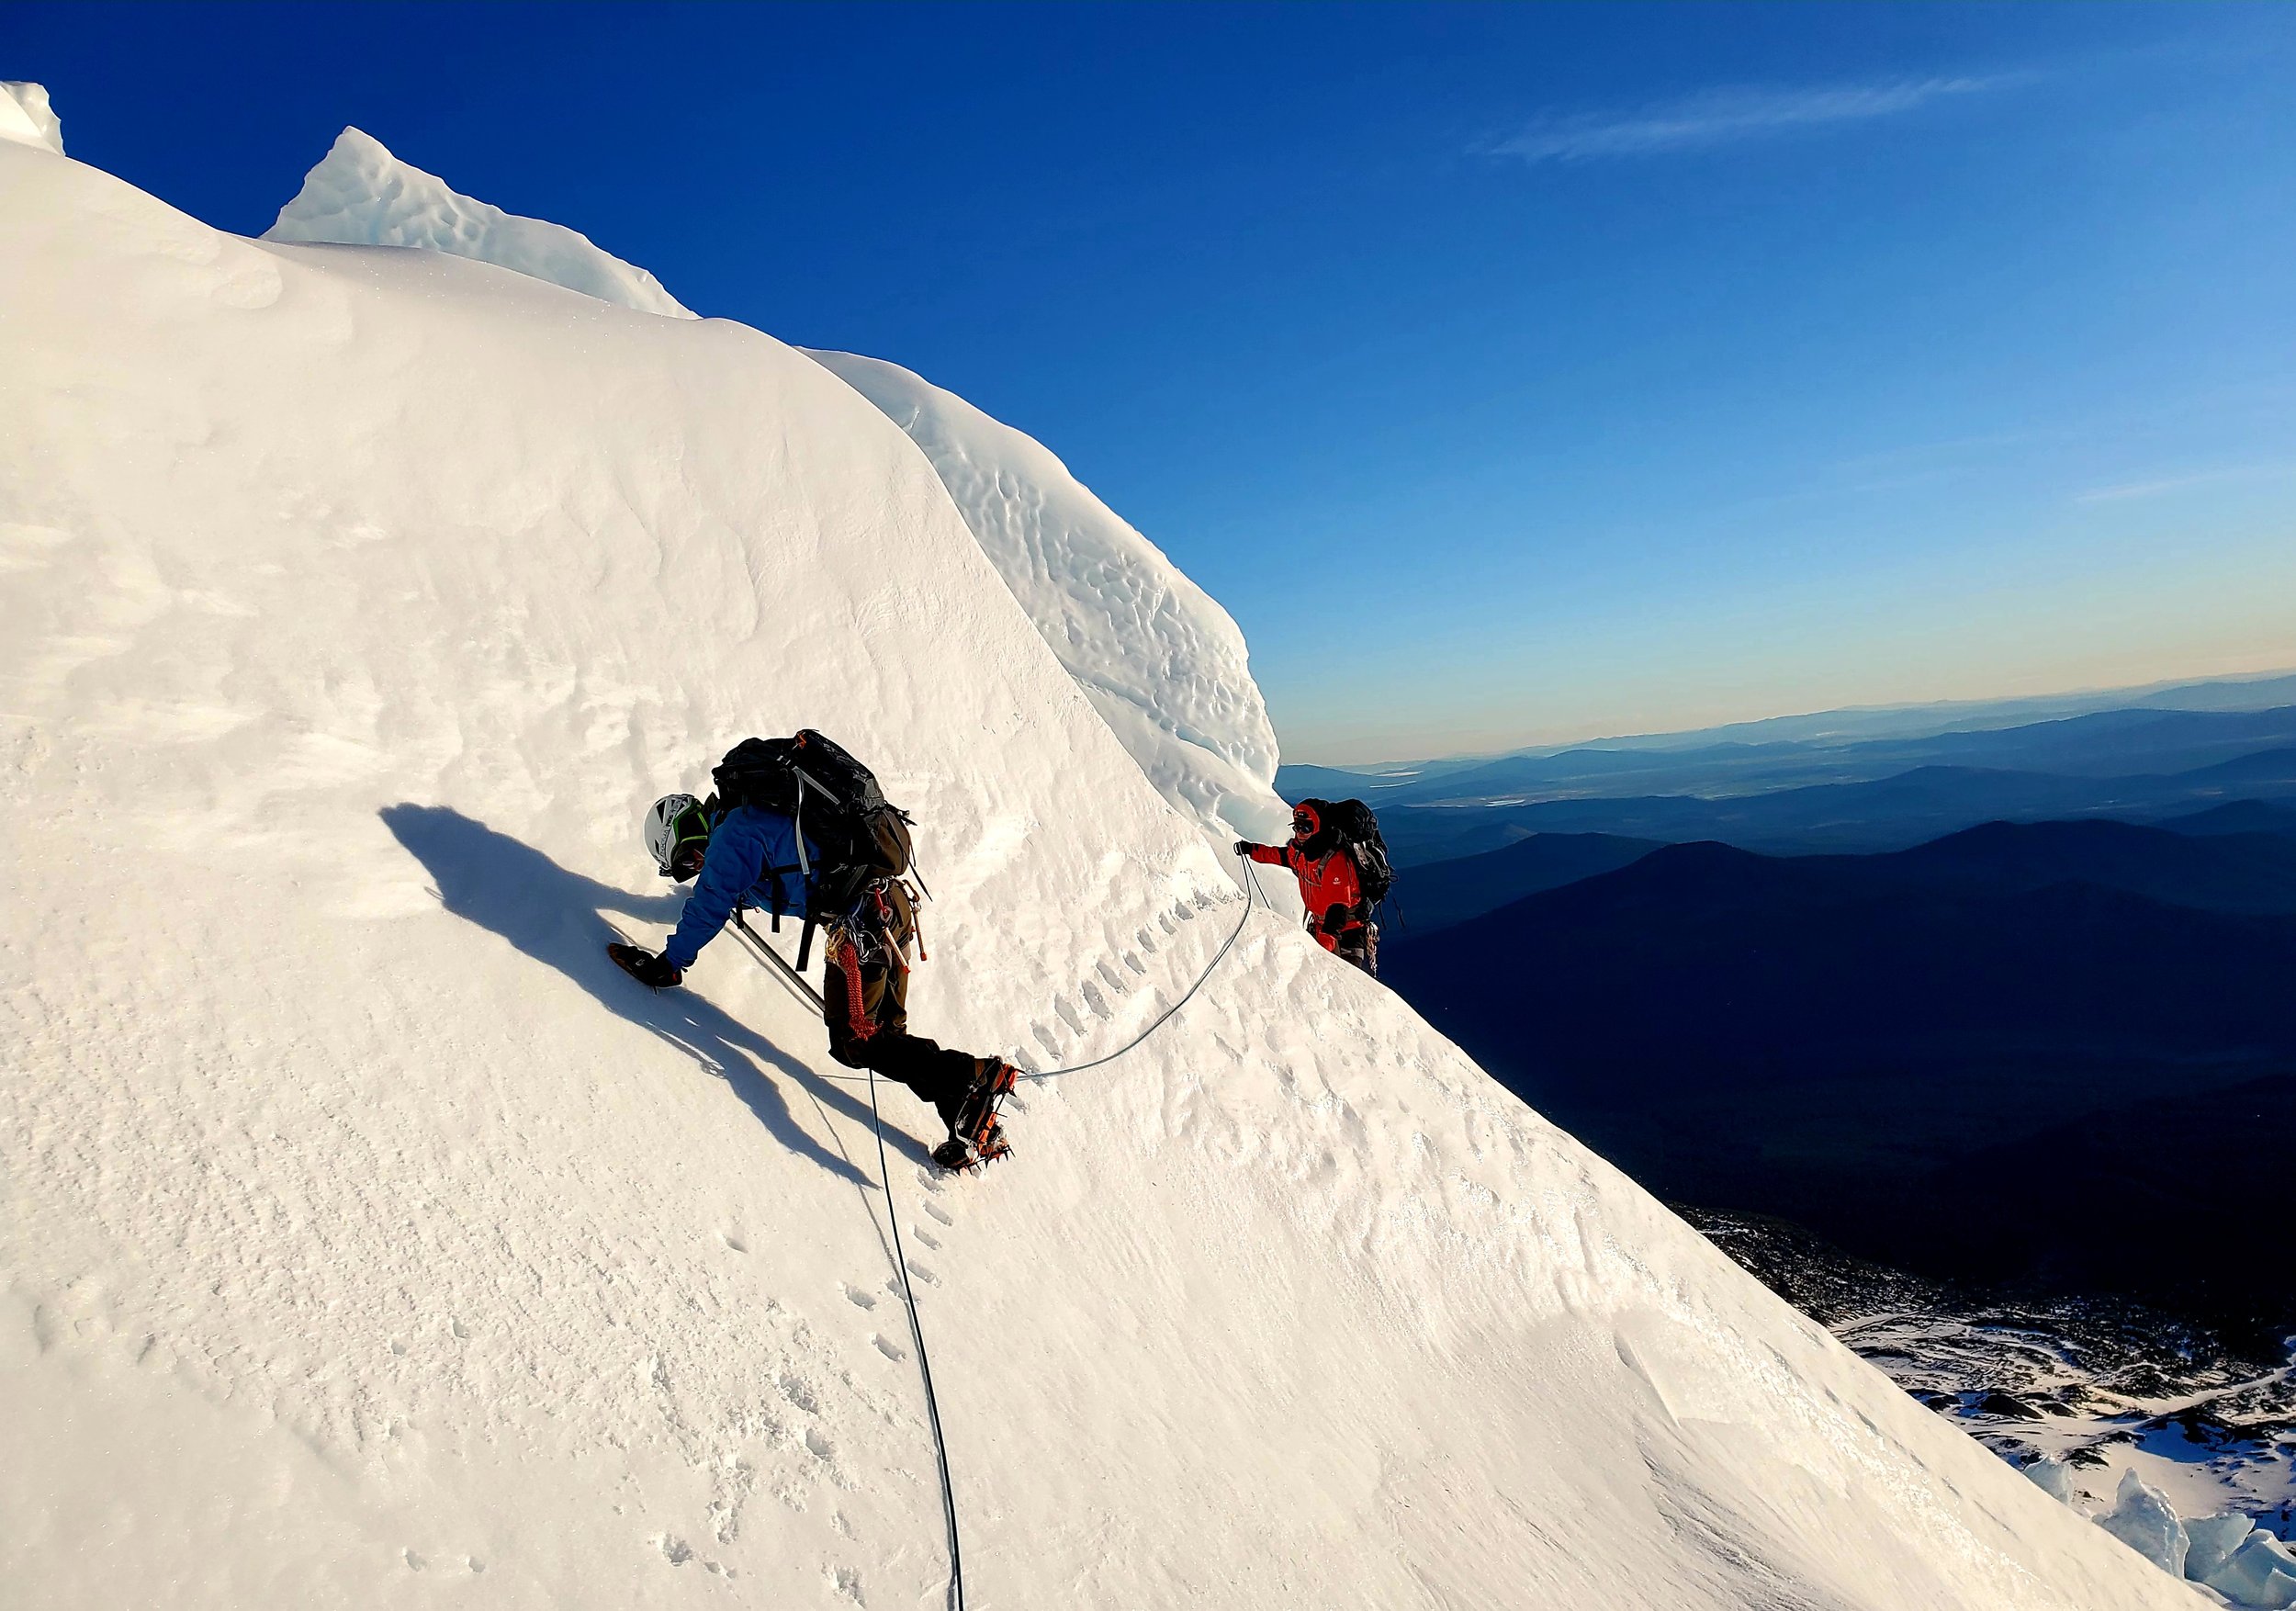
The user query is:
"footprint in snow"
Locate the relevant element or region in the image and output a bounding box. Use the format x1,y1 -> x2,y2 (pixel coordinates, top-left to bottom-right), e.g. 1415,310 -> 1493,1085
920,1199 -> 954,1227
1079,981 -> 1111,1021
906,1259 -> 940,1287
872,1334 -> 906,1362
840,1283 -> 877,1312
721,1230 -> 748,1254
911,1227 -> 941,1251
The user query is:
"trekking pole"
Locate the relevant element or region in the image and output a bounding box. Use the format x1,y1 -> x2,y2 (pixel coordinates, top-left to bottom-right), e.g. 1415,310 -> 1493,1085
730,909 -> 827,1014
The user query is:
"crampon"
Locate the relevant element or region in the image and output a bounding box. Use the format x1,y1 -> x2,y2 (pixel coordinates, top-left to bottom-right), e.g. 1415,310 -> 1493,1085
934,1062 -> 1017,1172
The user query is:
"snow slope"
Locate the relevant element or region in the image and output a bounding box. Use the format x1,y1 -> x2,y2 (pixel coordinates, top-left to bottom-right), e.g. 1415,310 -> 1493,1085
806,351 -> 1290,850
0,133 -> 2198,1608
266,128 -> 694,319
257,129 -> 1288,851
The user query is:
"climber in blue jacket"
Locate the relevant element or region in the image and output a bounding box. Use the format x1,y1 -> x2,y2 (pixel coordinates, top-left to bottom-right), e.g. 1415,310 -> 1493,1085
609,789 -> 1015,1166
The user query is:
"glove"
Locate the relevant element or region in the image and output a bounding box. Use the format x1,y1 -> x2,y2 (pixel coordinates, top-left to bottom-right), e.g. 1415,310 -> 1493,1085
608,942 -> 683,989
1320,904 -> 1353,935
1233,840 -> 1256,857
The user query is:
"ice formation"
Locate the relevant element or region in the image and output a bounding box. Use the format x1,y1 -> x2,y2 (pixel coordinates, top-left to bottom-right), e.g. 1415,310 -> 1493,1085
1,101 -> 2199,1607
2097,1470 -> 2189,1578
2213,1533 -> 2296,1608
2022,1456 -> 2296,1605
2027,1455 -> 2080,1504
2190,1512 -> 2268,1584
806,352 -> 1291,851
264,127 -> 695,318
0,81 -> 62,154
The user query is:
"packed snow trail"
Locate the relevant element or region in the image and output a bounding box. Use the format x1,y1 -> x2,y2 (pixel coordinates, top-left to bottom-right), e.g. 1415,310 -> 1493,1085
0,134 -> 2200,1607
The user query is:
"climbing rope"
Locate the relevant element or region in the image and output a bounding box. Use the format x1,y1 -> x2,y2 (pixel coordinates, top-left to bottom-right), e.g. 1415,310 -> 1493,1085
725,916 -> 965,1607
715,852 -> 1269,1611
866,1060 -> 967,1611
729,853 -> 1266,1084
1016,850 -> 1265,1081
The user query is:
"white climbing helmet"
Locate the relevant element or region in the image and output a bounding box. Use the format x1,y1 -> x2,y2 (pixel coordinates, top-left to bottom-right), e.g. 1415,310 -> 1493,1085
644,793 -> 709,878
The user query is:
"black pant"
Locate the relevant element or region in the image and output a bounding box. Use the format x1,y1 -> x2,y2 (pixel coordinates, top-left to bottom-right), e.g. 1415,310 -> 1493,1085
821,923 -> 983,1126
1332,922 -> 1378,976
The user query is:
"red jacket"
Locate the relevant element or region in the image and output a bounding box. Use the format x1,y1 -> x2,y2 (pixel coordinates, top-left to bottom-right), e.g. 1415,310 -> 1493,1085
1246,839 -> 1366,952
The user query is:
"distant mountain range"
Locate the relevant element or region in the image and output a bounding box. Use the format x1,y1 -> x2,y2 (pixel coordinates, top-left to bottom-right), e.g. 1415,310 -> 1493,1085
1281,670 -> 2296,794
1379,811 -> 2296,1333
1388,831 -> 1663,933
1323,706 -> 2296,865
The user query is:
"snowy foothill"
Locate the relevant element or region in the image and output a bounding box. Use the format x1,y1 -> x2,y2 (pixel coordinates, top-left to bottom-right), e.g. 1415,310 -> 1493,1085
0,97 -> 2205,1606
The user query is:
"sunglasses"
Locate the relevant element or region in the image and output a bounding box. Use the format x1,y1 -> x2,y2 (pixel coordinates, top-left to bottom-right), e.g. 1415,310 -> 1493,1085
668,805 -> 712,881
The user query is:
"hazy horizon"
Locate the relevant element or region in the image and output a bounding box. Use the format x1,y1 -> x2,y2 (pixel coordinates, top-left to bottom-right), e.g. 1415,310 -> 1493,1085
1288,659 -> 2296,771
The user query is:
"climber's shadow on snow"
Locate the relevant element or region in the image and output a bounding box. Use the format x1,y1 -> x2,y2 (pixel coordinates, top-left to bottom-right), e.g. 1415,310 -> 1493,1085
380,805 -> 915,1184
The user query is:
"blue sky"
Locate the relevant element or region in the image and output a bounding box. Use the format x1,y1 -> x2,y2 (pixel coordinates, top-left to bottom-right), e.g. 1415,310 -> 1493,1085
17,2 -> 2296,762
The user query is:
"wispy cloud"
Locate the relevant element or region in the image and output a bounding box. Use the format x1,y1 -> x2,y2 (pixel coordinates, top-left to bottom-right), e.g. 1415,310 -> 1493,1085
2075,464 -> 2296,505
1485,75 -> 2014,163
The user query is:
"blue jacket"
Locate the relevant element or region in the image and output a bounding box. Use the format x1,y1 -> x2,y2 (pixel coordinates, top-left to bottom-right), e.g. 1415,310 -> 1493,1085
661,806 -> 821,971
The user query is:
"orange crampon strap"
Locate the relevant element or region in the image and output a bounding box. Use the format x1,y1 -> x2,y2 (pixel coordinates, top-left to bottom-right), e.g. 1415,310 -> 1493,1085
829,928 -> 876,1043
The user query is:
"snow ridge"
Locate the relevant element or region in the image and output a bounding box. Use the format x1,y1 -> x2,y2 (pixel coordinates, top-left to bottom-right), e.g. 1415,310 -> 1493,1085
258,132 -> 1287,850
809,349 -> 1290,850
264,127 -> 695,319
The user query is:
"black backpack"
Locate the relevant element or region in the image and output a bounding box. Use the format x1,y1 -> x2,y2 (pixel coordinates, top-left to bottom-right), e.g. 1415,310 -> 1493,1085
712,730 -> 916,964
1315,797 -> 1394,907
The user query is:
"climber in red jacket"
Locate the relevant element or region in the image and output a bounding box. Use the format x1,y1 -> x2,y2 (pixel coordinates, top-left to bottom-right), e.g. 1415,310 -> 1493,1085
1236,801 -> 1375,974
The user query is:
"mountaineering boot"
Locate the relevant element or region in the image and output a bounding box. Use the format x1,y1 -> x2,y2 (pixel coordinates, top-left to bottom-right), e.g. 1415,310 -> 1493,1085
940,1058 -> 1017,1169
